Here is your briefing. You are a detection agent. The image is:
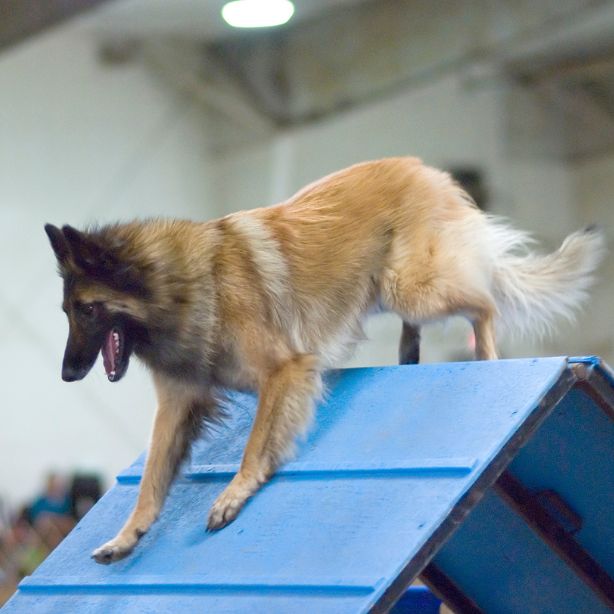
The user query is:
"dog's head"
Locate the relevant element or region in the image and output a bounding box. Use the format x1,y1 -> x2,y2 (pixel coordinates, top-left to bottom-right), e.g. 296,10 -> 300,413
45,224 -> 149,383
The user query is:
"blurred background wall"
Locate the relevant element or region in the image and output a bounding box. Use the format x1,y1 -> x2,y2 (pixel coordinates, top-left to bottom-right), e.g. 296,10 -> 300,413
0,0 -> 613,512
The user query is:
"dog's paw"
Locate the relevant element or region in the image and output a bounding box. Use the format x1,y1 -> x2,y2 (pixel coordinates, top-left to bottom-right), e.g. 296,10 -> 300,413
207,476 -> 259,531
91,539 -> 134,564
207,489 -> 246,530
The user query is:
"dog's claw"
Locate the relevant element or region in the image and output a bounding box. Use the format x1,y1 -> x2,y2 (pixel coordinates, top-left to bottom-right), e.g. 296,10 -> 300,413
91,548 -> 114,565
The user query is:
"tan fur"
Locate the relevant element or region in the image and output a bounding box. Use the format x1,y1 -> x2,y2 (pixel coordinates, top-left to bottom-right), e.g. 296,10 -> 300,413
49,157 -> 603,562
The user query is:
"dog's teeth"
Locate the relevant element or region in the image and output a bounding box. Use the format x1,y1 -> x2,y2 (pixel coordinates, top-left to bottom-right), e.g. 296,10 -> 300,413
112,331 -> 120,355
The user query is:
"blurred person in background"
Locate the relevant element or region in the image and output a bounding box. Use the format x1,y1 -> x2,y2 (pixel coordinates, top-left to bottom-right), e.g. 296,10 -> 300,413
0,472 -> 102,605
28,473 -> 75,551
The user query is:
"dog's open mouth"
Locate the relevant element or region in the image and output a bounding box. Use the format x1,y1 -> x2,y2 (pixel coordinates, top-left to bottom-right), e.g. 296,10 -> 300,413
101,327 -> 126,382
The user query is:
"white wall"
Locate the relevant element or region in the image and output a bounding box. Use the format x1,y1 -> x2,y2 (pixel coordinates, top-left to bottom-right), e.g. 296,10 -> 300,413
568,154 -> 614,361
0,22 -> 215,506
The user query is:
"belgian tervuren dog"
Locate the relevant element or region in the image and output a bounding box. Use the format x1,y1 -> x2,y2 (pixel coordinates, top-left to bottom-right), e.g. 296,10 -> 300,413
45,157 -> 605,563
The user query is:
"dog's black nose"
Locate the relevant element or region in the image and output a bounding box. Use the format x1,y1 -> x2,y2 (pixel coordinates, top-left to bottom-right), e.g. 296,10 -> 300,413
62,365 -> 84,382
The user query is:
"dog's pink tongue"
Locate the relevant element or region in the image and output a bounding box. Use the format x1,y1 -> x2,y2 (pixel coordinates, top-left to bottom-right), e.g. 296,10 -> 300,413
102,330 -> 116,375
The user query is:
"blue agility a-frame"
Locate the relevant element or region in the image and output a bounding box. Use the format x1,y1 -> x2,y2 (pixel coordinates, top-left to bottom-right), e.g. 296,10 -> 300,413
3,356 -> 614,613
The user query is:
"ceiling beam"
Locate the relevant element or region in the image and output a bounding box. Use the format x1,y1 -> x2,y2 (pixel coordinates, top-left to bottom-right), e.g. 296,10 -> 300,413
142,40 -> 274,135
0,0 -> 112,52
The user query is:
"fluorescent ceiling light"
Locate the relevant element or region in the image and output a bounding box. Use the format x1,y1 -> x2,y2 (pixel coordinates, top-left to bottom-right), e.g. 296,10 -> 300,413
222,0 -> 295,28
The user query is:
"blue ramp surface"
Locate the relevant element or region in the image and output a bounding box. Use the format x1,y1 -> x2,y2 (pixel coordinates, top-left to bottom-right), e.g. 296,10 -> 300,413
4,357 -> 613,613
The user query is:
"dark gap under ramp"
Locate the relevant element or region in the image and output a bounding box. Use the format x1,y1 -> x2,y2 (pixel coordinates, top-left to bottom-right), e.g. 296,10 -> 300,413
4,356 -> 614,613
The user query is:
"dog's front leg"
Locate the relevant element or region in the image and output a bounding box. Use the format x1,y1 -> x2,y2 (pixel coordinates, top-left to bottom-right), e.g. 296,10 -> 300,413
92,374 -> 212,564
207,354 -> 322,530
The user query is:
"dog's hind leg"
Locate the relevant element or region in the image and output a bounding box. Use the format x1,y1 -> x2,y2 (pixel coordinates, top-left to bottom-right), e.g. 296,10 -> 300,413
399,321 -> 421,364
382,265 -> 500,362
92,374 -> 216,564
473,309 -> 498,360
207,354 -> 322,530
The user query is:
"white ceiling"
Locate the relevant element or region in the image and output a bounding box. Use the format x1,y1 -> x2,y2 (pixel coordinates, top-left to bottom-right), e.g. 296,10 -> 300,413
85,0 -> 362,41
75,0 -> 614,158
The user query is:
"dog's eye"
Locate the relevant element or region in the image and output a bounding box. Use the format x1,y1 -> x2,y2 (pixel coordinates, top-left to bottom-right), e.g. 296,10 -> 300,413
79,303 -> 96,316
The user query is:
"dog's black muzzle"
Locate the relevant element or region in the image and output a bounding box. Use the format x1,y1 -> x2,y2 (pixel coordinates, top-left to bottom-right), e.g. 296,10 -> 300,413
62,363 -> 92,382
61,328 -> 103,382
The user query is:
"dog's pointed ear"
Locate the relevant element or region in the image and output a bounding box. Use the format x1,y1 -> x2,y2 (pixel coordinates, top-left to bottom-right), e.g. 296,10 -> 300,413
61,225 -> 115,273
44,224 -> 71,266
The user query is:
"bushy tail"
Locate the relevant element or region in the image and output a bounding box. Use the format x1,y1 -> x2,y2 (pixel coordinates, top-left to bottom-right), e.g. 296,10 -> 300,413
490,223 -> 606,337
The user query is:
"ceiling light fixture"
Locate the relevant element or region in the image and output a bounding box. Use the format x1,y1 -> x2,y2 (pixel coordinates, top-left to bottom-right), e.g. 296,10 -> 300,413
222,0 -> 295,28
